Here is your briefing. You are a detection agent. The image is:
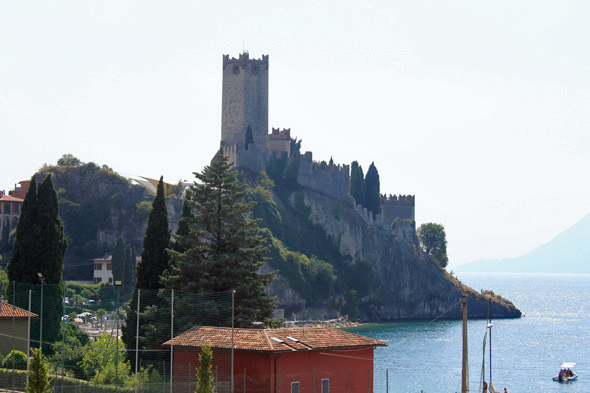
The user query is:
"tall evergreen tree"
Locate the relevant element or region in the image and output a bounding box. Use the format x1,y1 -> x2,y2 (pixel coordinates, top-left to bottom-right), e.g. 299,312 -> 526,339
7,175 -> 67,352
111,236 -> 126,283
124,244 -> 136,287
7,176 -> 40,285
195,343 -> 215,393
162,149 -> 275,327
349,161 -> 365,207
122,176 -> 170,370
364,162 -> 381,216
25,348 -> 52,393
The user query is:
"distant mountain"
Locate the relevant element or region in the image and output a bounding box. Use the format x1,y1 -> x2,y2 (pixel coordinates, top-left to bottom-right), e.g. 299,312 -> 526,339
456,213 -> 590,273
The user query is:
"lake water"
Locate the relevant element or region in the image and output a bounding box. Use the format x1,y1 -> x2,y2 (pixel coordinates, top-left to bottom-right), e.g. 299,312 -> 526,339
343,273 -> 590,393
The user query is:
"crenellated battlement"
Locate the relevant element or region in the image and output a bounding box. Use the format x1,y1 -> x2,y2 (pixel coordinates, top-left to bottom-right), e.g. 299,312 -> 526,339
223,52 -> 269,64
312,162 -> 350,173
381,194 -> 415,205
270,128 -> 291,139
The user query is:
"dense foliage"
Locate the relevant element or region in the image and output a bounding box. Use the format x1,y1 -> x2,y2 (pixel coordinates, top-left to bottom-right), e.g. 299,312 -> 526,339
25,348 -> 52,393
7,175 -> 67,352
245,124 -> 254,149
122,176 -> 170,371
417,223 -> 448,268
350,161 -> 365,207
163,150 -> 275,327
364,162 -> 381,216
195,343 -> 215,393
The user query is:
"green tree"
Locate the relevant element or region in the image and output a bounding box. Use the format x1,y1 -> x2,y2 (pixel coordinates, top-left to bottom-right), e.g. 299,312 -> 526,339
5,350 -> 27,370
290,137 -> 302,154
195,343 -> 215,393
364,162 -> 381,216
56,154 -> 82,167
25,348 -> 53,393
245,125 -> 254,150
349,161 -> 365,207
124,244 -> 136,287
122,176 -> 170,370
111,236 -> 126,283
8,175 -> 67,352
417,223 -> 449,268
163,149 -> 275,327
0,220 -> 9,257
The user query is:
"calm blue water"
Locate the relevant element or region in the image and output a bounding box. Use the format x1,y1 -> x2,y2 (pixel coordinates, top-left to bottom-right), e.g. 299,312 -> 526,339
343,273 -> 590,393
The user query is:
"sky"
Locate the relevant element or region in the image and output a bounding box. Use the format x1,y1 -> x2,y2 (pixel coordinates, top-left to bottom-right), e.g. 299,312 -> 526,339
1,1 -> 588,267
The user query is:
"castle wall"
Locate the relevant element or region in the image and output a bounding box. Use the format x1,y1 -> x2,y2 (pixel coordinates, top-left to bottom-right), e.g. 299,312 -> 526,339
221,142 -> 267,172
221,53 -> 269,150
380,194 -> 415,227
295,153 -> 352,205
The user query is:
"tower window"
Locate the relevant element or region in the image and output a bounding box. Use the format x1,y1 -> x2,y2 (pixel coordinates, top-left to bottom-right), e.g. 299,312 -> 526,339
251,65 -> 259,75
233,65 -> 240,74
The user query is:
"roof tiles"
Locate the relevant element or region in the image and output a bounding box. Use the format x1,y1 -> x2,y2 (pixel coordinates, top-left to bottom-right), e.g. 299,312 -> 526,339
0,302 -> 38,319
163,326 -> 386,353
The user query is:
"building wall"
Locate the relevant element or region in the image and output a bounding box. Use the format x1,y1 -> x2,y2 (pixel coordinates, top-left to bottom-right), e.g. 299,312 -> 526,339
172,346 -> 375,393
221,53 -> 269,151
380,194 -> 415,227
0,319 -> 30,357
93,260 -> 113,284
294,153 -> 352,204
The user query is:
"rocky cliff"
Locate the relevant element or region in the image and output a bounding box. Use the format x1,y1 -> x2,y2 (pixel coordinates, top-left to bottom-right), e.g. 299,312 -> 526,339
37,164 -> 183,280
264,186 -> 521,320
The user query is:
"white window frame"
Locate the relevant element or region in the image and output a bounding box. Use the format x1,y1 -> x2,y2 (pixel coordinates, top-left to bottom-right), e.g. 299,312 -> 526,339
291,381 -> 300,393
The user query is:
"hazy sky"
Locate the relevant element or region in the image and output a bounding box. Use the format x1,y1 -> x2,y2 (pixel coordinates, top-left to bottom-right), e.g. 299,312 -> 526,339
1,1 -> 588,266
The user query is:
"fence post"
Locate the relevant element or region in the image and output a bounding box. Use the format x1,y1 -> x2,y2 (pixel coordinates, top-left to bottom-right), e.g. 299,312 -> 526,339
386,369 -> 388,393
313,368 -> 316,393
367,368 -> 370,393
189,362 -> 191,392
347,368 -> 349,393
244,367 -> 246,393
279,367 -> 281,393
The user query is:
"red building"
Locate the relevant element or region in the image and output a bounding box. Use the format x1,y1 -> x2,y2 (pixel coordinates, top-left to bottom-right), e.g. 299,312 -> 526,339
162,326 -> 386,393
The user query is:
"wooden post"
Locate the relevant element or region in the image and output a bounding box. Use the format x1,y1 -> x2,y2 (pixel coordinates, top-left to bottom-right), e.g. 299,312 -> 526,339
461,294 -> 469,393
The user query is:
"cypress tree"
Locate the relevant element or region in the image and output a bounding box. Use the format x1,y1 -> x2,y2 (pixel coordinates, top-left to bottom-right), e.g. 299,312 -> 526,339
122,176 -> 170,369
8,175 -> 67,352
124,244 -> 136,287
195,343 -> 215,393
111,236 -> 126,283
162,149 -> 275,327
349,161 -> 365,207
25,348 -> 52,393
7,176 -> 40,286
364,162 -> 382,216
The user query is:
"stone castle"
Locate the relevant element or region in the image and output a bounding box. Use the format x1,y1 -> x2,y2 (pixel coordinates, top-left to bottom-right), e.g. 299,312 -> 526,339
219,52 -> 414,228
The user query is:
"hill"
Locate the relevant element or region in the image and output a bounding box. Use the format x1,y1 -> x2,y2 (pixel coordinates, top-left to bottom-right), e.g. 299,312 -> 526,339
456,213 -> 590,273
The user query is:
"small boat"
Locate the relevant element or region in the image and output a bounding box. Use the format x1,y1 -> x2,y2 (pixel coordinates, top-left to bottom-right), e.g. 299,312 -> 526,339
553,362 -> 578,382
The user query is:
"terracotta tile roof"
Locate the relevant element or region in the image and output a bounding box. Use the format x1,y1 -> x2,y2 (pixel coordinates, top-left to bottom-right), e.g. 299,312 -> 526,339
163,326 -> 386,353
0,302 -> 38,319
0,195 -> 23,203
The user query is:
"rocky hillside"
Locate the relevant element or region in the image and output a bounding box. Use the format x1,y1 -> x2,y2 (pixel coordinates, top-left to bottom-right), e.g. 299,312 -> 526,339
38,164 -> 182,280
259,176 -> 521,320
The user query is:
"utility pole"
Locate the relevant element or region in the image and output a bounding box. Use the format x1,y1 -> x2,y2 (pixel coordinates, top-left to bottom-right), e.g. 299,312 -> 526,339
461,293 -> 469,393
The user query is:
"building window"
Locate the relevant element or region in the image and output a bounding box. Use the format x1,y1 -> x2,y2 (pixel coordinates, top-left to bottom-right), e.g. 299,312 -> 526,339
233,65 -> 240,74
107,263 -> 112,271
94,263 -> 102,271
251,65 -> 259,75
291,382 -> 299,393
109,278 -> 113,283
321,379 -> 329,393
93,277 -> 102,284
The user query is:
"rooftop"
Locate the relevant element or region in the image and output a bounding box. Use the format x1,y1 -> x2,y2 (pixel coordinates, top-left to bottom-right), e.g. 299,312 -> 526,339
0,302 -> 38,319
163,326 -> 386,353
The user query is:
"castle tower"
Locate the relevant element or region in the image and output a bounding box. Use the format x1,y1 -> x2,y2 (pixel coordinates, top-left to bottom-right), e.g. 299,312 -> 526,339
221,52 -> 269,150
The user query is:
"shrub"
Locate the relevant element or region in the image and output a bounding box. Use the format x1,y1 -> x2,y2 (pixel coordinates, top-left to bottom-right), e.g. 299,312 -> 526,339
4,350 -> 27,370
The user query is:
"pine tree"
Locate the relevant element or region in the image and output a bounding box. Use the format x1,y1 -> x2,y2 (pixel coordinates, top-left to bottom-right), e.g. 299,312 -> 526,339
111,236 -> 126,283
162,149 -> 275,327
26,348 -> 53,393
122,176 -> 170,370
195,343 -> 215,393
8,175 -> 67,352
364,162 -> 381,216
349,161 -> 365,207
